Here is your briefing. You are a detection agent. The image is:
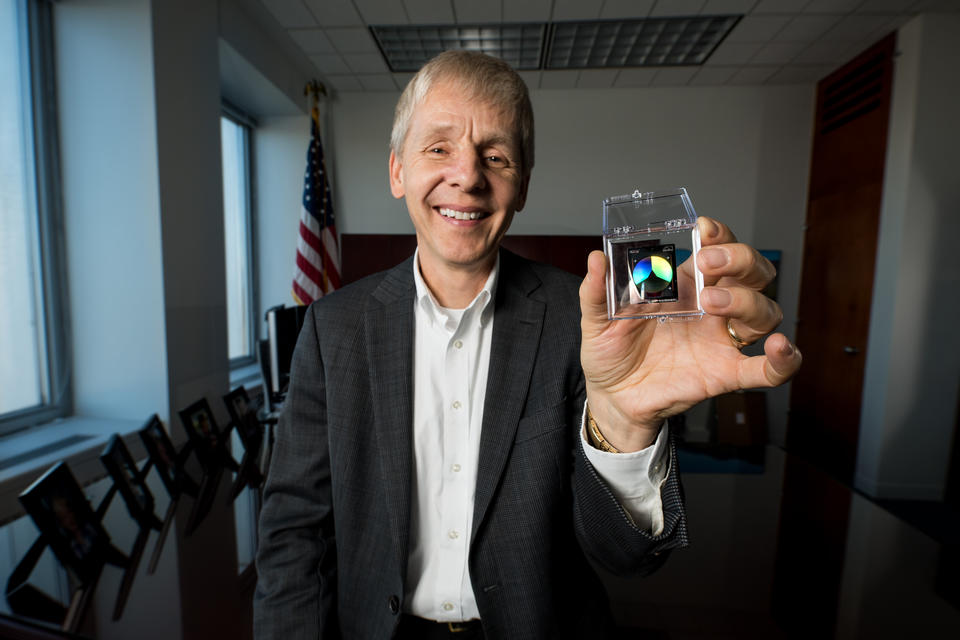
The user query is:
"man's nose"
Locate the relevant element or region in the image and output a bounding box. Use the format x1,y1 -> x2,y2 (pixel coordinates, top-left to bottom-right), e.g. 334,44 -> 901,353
447,150 -> 486,191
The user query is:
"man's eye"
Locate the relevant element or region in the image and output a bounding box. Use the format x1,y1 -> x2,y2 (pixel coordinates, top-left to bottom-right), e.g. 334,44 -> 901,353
486,155 -> 504,164
428,147 -> 446,154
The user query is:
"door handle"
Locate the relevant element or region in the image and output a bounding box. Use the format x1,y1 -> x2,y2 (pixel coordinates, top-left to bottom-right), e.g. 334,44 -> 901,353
843,346 -> 860,355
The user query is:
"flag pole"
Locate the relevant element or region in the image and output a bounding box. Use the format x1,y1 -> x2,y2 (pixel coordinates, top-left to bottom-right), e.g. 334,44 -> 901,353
292,78 -> 341,305
304,80 -> 326,294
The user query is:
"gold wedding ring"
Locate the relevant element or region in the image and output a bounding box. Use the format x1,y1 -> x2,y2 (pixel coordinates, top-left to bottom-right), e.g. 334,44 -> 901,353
727,319 -> 748,349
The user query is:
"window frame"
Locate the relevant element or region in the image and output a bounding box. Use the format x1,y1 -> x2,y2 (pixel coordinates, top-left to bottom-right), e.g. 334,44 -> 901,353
220,102 -> 258,369
1,0 -> 72,436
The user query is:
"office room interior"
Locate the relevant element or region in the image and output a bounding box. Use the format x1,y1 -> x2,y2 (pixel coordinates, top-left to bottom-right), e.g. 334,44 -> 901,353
1,0 -> 959,638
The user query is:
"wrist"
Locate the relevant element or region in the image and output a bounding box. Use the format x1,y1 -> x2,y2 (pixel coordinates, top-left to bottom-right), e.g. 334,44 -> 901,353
585,394 -> 661,452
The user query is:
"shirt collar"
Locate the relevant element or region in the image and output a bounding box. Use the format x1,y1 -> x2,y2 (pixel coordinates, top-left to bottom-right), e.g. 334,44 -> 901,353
413,248 -> 499,331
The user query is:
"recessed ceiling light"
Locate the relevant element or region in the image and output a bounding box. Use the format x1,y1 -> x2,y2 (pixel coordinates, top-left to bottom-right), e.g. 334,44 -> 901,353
546,16 -> 741,69
370,16 -> 741,72
371,23 -> 546,72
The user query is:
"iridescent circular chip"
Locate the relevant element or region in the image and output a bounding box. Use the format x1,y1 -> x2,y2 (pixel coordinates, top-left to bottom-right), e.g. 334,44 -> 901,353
632,255 -> 673,294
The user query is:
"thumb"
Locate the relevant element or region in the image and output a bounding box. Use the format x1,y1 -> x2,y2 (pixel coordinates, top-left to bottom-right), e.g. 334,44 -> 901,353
580,250 -> 610,334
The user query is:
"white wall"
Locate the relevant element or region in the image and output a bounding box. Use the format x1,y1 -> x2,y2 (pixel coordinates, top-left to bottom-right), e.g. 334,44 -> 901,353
254,114 -> 309,323
856,13 -> 960,500
55,0 -> 169,423
320,83 -> 815,442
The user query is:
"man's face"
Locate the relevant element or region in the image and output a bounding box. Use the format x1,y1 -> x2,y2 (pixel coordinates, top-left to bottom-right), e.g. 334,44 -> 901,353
389,79 -> 529,277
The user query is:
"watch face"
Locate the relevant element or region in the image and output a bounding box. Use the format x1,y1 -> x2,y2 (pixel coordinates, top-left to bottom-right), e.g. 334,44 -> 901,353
628,243 -> 678,303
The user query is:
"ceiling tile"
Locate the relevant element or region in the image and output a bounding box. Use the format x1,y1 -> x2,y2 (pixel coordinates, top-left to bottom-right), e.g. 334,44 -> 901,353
777,14 -> 841,41
689,65 -> 739,84
261,0 -> 318,28
705,41 -> 763,64
600,0 -> 656,19
288,28 -> 336,54
353,0 -> 410,24
751,0 -> 808,13
503,0 -> 551,22
766,64 -> 833,83
357,74 -> 399,90
614,68 -> 659,87
453,0 -> 500,23
699,0 -> 756,15
802,0 -> 861,13
855,0 -> 919,11
325,27 -> 380,53
403,0 -> 455,24
649,0 -> 709,16
517,70 -> 542,89
309,53 -> 351,74
325,74 -> 365,91
911,0 -> 960,10
343,52 -> 390,73
576,69 -> 621,88
553,0 -> 604,20
304,0 -> 363,26
728,65 -> 778,83
540,70 -> 581,89
652,66 -> 699,85
393,72 -> 416,88
725,15 -> 791,41
792,40 -> 850,63
821,14 -> 893,42
750,40 -> 806,63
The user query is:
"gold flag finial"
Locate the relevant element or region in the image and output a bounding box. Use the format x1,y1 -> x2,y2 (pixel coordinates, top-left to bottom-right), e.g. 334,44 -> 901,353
304,80 -> 327,100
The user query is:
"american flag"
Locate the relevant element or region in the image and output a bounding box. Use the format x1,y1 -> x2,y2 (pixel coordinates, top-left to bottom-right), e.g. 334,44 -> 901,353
292,104 -> 340,305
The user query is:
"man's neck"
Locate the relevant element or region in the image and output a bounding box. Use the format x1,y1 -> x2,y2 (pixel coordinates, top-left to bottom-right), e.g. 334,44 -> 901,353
416,252 -> 496,309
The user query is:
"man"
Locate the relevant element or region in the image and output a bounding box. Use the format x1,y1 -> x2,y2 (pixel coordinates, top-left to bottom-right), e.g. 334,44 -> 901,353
254,51 -> 800,640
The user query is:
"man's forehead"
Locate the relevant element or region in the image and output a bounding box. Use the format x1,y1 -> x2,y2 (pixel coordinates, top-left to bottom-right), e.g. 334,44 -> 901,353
412,81 -> 520,140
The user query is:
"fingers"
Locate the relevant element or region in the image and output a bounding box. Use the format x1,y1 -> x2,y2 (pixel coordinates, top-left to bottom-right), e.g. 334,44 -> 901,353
697,216 -> 737,247
701,286 -> 783,344
736,333 -> 803,388
697,243 -> 776,290
580,250 -> 610,335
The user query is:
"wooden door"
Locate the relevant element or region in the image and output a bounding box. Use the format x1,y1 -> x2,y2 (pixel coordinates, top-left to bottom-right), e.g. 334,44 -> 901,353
787,34 -> 896,482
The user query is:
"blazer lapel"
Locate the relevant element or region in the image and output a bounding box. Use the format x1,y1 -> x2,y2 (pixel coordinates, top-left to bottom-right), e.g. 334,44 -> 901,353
365,258 -> 416,580
472,251 -> 545,536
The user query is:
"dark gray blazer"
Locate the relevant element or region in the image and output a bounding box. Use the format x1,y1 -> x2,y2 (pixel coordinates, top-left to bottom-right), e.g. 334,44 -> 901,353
254,249 -> 688,640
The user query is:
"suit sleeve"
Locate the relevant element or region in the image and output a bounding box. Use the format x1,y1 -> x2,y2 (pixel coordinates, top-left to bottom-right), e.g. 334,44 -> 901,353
254,307 -> 340,639
571,409 -> 688,576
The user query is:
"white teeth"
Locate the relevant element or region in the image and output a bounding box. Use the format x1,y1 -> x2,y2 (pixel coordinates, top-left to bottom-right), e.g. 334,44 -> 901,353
439,208 -> 481,220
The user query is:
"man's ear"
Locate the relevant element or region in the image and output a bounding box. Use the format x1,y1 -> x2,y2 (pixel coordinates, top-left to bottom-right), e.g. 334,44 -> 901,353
389,150 -> 405,199
514,174 -> 531,212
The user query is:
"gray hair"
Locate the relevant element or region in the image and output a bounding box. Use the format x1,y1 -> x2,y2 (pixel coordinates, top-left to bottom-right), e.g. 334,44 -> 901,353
390,50 -> 535,177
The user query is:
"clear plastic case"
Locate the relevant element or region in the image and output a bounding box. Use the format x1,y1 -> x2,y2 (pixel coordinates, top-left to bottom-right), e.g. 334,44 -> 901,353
603,187 -> 704,321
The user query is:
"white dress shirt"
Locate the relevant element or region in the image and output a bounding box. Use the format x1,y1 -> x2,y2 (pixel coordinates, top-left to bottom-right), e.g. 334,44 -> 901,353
405,251 -> 669,621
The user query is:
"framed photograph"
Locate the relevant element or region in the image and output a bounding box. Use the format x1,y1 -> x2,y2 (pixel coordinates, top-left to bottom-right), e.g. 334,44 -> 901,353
19,462 -> 118,584
138,414 -> 180,497
223,386 -> 263,451
100,435 -> 162,530
178,398 -> 222,469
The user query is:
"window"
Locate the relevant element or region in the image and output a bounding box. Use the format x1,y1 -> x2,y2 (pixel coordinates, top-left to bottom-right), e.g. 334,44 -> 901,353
0,0 -> 69,435
220,110 -> 256,366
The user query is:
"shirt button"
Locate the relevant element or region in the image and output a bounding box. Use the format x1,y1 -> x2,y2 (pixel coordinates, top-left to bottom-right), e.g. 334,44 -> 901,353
454,340 -> 463,349
452,400 -> 462,410
442,602 -> 454,612
388,595 -> 400,614
448,529 -> 459,540
451,463 -> 461,473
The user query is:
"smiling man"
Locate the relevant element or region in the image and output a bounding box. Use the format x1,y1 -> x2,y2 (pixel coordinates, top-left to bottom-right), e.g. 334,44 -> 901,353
254,51 -> 801,640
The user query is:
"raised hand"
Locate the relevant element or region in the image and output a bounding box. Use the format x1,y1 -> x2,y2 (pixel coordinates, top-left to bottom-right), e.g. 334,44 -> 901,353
579,216 -> 802,452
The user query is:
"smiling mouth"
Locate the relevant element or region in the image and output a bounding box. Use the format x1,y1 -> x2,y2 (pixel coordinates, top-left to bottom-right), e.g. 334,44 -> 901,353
438,207 -> 489,221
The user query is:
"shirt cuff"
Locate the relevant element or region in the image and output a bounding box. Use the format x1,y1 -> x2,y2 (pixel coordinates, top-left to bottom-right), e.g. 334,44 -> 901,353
580,401 -> 670,535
